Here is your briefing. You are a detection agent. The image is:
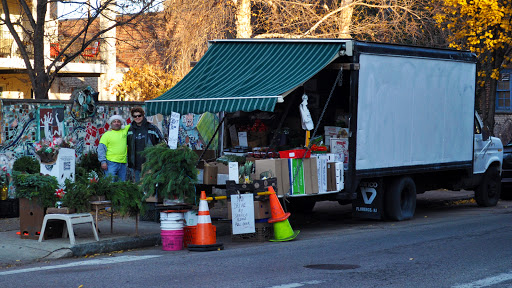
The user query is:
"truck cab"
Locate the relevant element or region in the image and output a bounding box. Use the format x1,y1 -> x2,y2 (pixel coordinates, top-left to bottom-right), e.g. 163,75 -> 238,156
473,112 -> 503,206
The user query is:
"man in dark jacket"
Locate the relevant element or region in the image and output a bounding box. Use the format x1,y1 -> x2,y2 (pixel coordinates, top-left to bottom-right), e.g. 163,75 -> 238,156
127,107 -> 164,182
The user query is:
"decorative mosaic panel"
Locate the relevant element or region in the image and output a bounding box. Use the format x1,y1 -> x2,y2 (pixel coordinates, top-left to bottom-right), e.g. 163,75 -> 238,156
0,100 -> 220,198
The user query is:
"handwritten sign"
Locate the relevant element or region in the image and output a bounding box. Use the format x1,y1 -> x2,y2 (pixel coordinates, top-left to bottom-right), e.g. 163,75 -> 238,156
238,132 -> 248,147
231,194 -> 255,234
167,112 -> 180,149
228,162 -> 239,184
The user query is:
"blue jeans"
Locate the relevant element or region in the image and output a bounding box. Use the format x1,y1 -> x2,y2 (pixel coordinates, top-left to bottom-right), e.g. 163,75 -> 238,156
105,160 -> 127,182
129,168 -> 141,183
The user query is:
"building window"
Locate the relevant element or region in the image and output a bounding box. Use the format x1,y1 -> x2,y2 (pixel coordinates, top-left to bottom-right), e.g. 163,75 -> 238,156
496,69 -> 511,111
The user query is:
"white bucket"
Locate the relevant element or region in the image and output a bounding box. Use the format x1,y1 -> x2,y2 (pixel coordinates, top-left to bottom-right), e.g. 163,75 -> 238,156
160,219 -> 184,230
160,212 -> 184,221
160,212 -> 185,230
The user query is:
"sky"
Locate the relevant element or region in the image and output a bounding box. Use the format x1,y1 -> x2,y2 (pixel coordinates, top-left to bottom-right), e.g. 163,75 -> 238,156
58,0 -> 163,19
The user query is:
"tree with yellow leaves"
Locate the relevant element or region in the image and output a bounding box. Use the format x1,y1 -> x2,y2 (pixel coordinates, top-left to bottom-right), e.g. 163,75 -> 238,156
115,65 -> 176,101
434,0 -> 512,130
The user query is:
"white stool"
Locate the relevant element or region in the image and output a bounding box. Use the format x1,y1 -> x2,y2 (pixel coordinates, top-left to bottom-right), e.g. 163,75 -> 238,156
38,213 -> 99,245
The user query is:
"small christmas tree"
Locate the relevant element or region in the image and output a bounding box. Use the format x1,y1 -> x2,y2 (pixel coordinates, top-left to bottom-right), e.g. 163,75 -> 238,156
140,143 -> 198,204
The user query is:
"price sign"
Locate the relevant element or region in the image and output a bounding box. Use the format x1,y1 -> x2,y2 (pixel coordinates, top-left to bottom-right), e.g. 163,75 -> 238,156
167,112 -> 180,149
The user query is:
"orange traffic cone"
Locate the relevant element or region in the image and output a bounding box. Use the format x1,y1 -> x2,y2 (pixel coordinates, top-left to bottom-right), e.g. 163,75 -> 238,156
187,191 -> 224,252
267,187 -> 300,242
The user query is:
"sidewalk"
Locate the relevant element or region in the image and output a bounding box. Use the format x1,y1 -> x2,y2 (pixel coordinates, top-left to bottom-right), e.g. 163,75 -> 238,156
0,190 -> 474,268
0,203 -> 232,268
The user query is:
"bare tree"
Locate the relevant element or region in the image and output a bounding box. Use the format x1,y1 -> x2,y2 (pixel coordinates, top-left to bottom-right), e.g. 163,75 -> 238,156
158,0 -> 446,85
0,0 -> 162,99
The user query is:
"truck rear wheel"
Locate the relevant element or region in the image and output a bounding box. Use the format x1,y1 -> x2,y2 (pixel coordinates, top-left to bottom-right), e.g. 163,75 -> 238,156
475,165 -> 501,207
385,177 -> 416,221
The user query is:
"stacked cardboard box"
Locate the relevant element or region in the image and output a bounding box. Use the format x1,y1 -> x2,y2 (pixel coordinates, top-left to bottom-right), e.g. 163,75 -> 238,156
253,159 -> 290,195
312,154 -> 328,193
327,162 -> 344,191
253,158 -> 319,195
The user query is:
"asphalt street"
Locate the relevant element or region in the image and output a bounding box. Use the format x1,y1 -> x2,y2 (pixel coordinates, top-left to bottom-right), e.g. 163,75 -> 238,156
1,191 -> 511,288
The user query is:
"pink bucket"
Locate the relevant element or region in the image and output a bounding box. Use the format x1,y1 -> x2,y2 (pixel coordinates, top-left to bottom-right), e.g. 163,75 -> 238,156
161,229 -> 184,251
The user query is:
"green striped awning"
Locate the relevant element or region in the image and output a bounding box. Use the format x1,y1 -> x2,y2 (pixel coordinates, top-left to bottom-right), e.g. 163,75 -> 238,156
146,39 -> 343,115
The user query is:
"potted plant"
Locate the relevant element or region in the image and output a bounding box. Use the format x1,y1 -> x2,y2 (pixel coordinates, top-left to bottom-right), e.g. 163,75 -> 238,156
12,170 -> 60,239
140,143 -> 198,204
12,172 -> 60,209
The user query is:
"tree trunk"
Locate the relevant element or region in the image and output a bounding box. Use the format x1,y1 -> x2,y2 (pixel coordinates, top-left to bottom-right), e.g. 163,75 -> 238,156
33,0 -> 49,99
339,0 -> 353,38
485,49 -> 505,134
236,0 -> 252,38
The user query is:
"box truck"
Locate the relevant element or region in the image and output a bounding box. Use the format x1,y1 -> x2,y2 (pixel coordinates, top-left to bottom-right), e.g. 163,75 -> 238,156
293,40 -> 503,220
146,39 -> 503,221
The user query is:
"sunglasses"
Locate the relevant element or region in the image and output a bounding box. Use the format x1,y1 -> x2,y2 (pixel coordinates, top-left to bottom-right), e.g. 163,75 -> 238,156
132,114 -> 143,118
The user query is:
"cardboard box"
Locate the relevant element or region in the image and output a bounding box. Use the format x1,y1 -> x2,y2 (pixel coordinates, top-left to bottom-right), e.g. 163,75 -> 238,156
208,162 -> 229,174
335,162 -> 344,191
203,164 -> 218,185
254,159 -> 290,195
312,154 -> 328,193
327,162 -> 344,191
330,138 -> 349,169
327,162 -> 336,191
304,158 -> 319,194
325,127 -> 349,147
40,148 -> 75,187
288,158 -> 305,195
217,174 -> 229,185
326,153 -> 344,163
228,200 -> 271,220
196,169 -> 204,184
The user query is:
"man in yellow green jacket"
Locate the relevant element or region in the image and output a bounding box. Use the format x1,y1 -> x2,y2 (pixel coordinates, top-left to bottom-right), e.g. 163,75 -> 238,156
98,115 -> 130,182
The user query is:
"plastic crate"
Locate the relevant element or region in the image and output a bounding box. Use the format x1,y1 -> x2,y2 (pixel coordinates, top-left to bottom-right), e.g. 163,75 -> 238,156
231,221 -> 273,242
278,149 -> 311,159
183,225 -> 196,248
140,202 -> 160,223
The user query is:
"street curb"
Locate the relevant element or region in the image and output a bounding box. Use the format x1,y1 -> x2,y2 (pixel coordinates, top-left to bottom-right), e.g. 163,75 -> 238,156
70,233 -> 161,257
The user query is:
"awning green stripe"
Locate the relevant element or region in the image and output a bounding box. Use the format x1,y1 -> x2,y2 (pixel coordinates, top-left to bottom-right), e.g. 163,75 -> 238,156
146,41 -> 342,115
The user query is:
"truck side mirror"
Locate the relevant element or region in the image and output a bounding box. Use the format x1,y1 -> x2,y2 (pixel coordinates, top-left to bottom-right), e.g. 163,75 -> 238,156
482,126 -> 490,141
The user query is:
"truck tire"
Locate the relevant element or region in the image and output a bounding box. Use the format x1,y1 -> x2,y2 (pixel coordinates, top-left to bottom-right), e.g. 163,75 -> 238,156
385,177 -> 416,221
475,165 -> 501,207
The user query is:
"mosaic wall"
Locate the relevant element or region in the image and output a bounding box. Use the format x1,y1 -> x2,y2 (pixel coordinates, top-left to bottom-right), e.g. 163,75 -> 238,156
0,100 -> 143,197
0,99 -> 219,196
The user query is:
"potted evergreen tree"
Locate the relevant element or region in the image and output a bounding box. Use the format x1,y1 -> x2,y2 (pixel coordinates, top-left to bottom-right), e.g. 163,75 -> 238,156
12,156 -> 60,239
140,143 -> 199,205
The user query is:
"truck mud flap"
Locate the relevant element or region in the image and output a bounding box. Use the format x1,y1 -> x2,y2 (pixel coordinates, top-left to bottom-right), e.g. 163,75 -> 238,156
352,178 -> 384,220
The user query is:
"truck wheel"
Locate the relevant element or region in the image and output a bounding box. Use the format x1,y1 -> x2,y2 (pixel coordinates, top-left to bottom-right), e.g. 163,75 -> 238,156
385,177 -> 416,221
475,165 -> 501,207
